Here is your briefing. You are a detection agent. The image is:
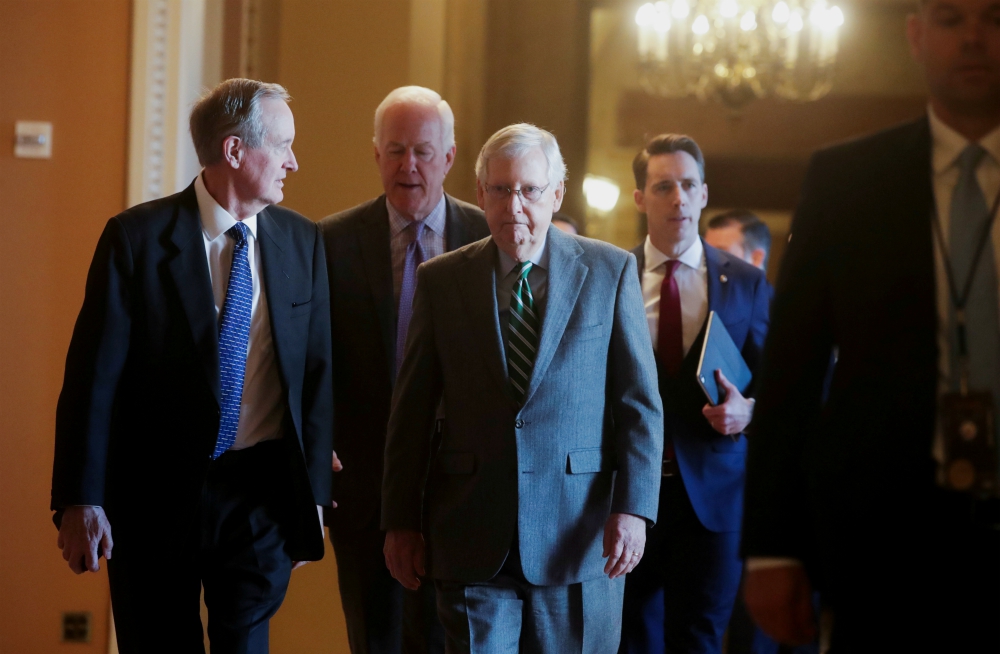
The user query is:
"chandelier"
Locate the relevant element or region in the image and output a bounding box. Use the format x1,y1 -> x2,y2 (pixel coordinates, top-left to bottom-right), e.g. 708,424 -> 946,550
634,0 -> 844,109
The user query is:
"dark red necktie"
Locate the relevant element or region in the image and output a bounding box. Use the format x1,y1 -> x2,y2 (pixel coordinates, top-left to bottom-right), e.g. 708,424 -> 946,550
657,260 -> 684,377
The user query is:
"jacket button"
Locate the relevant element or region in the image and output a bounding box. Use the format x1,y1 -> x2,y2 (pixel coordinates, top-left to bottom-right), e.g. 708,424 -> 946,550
515,419 -> 524,429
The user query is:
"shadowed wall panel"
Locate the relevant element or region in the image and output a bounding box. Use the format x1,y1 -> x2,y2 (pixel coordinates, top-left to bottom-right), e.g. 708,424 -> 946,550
0,0 -> 131,651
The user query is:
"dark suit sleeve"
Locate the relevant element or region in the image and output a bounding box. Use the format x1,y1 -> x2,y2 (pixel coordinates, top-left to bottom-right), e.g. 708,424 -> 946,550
608,253 -> 664,523
742,154 -> 836,560
301,222 -> 334,506
380,264 -> 443,531
741,273 -> 772,393
51,217 -> 134,510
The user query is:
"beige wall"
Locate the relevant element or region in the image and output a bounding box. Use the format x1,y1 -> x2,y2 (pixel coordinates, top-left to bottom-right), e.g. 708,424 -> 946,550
0,0 -> 131,651
276,0 -> 412,221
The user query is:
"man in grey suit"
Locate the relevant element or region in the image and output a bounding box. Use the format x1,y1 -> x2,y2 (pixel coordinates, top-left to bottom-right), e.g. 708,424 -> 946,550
320,86 -> 489,654
381,123 -> 664,652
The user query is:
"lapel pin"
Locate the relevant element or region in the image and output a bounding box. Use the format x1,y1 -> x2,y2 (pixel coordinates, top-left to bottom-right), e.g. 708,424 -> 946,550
720,274 -> 728,283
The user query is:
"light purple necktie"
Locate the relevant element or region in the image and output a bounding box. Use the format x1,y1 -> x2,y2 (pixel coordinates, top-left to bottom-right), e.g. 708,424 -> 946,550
396,220 -> 427,377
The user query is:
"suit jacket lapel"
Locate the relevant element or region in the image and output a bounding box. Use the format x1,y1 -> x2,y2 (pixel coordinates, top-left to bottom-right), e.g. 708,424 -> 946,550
357,197 -> 398,381
256,208 -> 294,393
704,240 -> 733,321
167,184 -> 221,406
895,116 -> 938,338
632,243 -> 645,285
523,229 -> 588,405
457,238 -> 515,404
445,195 -> 473,252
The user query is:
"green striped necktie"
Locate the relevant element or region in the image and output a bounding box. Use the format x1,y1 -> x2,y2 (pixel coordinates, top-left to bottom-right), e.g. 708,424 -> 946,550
507,262 -> 540,404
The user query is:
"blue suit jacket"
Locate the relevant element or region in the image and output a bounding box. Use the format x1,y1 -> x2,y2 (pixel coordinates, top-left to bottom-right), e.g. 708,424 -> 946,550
382,227 -> 664,585
633,239 -> 770,533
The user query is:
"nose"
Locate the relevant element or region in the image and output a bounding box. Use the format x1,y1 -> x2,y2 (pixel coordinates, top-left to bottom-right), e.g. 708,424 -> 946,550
402,149 -> 418,172
961,14 -> 987,47
286,147 -> 299,172
506,188 -> 525,214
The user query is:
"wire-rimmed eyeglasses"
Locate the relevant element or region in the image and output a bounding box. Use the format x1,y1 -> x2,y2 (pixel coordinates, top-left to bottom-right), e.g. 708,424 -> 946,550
484,184 -> 550,204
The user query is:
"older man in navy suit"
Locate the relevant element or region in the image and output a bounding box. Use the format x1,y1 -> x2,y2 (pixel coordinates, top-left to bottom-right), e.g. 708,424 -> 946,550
620,134 -> 770,654
51,79 -> 332,654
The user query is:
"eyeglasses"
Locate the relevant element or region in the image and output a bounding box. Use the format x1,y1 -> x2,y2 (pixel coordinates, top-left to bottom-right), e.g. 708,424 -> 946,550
484,184 -> 550,204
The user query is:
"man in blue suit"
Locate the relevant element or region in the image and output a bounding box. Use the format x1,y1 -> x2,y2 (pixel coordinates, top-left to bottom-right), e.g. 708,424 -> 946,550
620,134 -> 771,654
381,123 -> 664,652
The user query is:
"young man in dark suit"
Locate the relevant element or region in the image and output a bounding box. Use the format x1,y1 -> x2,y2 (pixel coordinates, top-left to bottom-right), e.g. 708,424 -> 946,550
319,86 -> 489,654
743,0 -> 1000,650
620,134 -> 771,654
52,79 -> 333,653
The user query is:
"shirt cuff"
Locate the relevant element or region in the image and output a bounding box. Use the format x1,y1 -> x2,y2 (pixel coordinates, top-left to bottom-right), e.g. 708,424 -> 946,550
745,557 -> 803,571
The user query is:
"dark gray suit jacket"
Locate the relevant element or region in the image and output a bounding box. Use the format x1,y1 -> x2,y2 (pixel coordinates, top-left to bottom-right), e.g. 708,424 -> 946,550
381,227 -> 664,586
319,194 -> 489,531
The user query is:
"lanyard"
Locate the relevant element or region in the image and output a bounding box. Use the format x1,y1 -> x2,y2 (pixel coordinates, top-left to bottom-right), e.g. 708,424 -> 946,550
930,184 -> 1000,393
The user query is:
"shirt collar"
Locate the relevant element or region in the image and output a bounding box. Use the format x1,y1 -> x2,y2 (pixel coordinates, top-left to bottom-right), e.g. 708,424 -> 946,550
195,172 -> 258,241
497,233 -> 550,278
928,105 -> 1000,175
387,194 -> 447,238
643,234 -> 704,273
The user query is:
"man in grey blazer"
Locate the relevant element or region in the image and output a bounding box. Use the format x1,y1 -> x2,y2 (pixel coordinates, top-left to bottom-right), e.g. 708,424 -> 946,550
320,86 -> 489,654
382,123 -> 664,652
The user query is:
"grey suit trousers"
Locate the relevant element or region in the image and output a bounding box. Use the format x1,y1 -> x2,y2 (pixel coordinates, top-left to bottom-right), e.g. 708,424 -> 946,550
434,543 -> 624,654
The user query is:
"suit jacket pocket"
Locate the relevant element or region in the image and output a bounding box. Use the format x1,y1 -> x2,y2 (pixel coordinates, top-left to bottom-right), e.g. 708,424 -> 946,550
436,451 -> 476,475
567,448 -> 617,474
290,298 -> 312,318
563,323 -> 606,342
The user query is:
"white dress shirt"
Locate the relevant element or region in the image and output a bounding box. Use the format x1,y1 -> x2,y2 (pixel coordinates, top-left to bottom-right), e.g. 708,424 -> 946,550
747,112 -> 1000,573
195,173 -> 285,451
929,107 -> 1000,406
642,235 -> 708,356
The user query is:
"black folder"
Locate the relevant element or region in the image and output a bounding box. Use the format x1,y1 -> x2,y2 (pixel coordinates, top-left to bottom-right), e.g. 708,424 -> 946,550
696,311 -> 752,406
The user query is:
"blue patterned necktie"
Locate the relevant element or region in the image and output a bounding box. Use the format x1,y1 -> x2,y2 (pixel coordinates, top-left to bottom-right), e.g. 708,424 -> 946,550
212,222 -> 253,459
396,220 -> 427,376
948,144 -> 1000,404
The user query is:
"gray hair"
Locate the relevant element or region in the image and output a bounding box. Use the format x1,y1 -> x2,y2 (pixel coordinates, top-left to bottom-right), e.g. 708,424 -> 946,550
373,86 -> 455,150
475,123 -> 567,187
189,78 -> 291,166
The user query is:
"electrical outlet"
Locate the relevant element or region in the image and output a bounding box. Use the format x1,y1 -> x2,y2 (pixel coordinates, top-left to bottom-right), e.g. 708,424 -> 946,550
61,612 -> 91,643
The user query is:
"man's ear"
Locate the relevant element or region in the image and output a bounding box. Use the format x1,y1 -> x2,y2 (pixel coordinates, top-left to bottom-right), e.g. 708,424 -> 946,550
634,188 -> 646,214
552,181 -> 565,213
222,135 -> 243,168
443,144 -> 457,176
906,12 -> 924,61
750,248 -> 767,271
476,179 -> 487,211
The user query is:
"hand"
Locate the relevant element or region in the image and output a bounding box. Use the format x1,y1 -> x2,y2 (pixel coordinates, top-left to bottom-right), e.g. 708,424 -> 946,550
57,506 -> 113,574
702,370 -> 754,436
292,505 -> 325,570
329,451 -> 342,509
602,513 -> 646,579
384,529 -> 425,590
744,564 -> 817,646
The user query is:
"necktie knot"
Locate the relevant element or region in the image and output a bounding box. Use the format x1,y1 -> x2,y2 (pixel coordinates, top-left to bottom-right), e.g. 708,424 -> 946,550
228,221 -> 249,247
664,259 -> 682,276
409,219 -> 427,245
516,261 -> 533,281
958,143 -> 987,177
